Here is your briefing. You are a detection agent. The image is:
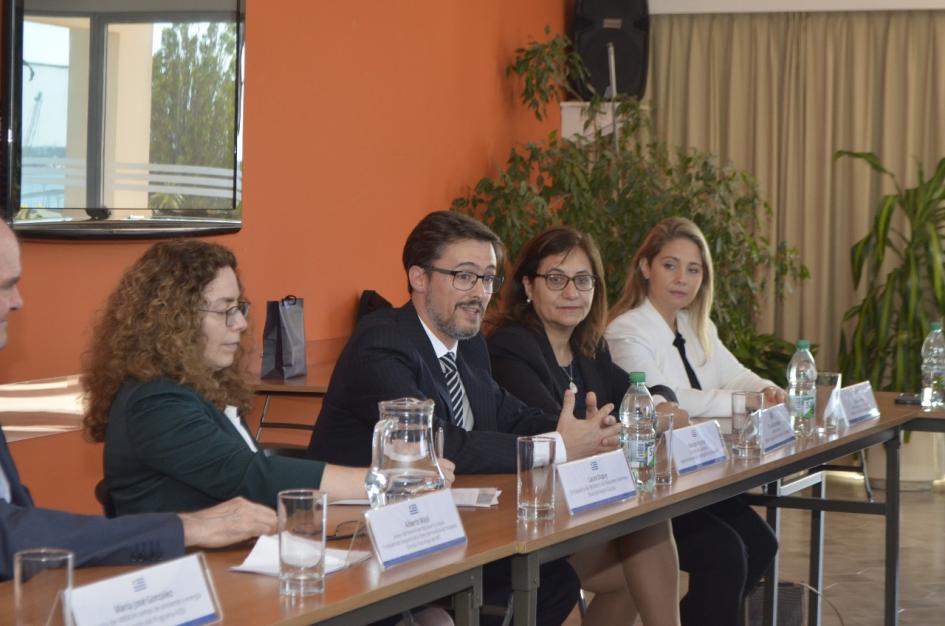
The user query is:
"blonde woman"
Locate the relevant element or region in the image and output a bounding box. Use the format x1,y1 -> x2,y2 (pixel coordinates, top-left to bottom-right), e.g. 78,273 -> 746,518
606,217 -> 784,416
605,217 -> 781,626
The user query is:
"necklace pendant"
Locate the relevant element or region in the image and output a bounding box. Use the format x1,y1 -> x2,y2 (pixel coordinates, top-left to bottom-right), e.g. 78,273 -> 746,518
568,380 -> 578,394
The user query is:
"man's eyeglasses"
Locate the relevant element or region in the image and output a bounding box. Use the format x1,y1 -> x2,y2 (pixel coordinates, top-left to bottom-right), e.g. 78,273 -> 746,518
426,267 -> 504,293
534,273 -> 597,292
327,519 -> 365,541
199,301 -> 250,327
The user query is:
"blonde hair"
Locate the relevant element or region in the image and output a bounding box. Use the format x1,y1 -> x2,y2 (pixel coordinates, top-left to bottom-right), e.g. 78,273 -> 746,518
83,240 -> 253,442
610,217 -> 715,359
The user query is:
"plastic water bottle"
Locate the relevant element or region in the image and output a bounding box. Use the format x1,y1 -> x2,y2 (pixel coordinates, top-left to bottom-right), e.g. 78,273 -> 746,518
787,340 -> 817,437
921,322 -> 945,409
619,372 -> 655,492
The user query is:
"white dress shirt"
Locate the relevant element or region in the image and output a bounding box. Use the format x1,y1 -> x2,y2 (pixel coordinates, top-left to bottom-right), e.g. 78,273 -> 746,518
417,315 -> 567,462
417,316 -> 475,431
224,405 -> 258,452
605,298 -> 776,418
0,461 -> 10,502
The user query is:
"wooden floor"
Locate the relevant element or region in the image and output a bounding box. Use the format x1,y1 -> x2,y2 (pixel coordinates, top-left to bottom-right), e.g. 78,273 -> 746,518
565,473 -> 945,625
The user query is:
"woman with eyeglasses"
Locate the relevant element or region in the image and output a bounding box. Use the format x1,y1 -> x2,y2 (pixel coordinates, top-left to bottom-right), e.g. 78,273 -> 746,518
82,239 -> 453,516
487,226 -> 683,626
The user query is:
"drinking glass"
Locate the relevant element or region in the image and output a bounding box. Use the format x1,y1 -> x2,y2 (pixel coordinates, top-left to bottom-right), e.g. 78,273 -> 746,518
517,436 -> 556,521
278,489 -> 327,596
654,410 -> 674,485
816,372 -> 842,434
15,548 -> 73,626
732,391 -> 764,459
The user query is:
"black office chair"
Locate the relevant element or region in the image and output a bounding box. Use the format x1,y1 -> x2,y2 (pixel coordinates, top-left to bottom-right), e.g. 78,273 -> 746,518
357,290 -> 392,320
261,445 -> 310,459
94,479 -> 117,518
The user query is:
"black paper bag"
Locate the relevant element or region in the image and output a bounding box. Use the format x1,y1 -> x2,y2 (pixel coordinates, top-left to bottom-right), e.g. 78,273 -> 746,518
261,295 -> 307,379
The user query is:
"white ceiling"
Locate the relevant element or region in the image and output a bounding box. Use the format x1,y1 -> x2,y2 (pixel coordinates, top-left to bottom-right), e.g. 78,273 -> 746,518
651,0 -> 945,14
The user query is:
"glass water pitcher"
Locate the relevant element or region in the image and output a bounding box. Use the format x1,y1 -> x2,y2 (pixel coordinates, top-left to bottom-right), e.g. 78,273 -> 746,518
364,397 -> 447,508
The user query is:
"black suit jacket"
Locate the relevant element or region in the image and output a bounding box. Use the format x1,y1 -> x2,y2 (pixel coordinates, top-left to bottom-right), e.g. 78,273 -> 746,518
487,321 -> 676,416
307,302 -> 557,473
0,428 -> 184,581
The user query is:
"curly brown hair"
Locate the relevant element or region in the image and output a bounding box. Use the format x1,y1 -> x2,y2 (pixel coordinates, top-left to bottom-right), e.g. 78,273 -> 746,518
82,239 -> 253,442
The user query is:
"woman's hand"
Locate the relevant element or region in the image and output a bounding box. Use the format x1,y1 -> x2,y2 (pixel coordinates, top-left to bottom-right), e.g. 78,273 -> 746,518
438,457 -> 456,486
763,386 -> 787,406
656,401 -> 690,428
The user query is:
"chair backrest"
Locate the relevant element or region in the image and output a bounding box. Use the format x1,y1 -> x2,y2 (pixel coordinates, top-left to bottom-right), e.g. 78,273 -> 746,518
261,445 -> 311,460
357,290 -> 392,321
94,479 -> 116,518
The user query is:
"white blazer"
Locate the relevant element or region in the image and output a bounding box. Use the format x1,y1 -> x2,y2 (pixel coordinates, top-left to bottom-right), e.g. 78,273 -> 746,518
605,298 -> 776,417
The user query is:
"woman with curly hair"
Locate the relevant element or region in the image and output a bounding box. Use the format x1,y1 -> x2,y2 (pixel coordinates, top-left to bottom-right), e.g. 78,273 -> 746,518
83,239 -> 453,516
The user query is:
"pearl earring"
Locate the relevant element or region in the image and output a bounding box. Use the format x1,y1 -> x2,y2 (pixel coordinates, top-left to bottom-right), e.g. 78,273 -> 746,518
526,297 -> 532,304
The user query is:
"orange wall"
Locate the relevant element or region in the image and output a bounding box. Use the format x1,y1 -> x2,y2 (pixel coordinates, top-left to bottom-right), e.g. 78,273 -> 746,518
6,0 -> 566,512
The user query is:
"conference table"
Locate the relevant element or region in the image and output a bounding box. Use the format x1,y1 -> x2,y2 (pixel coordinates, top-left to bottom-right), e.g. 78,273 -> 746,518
249,337 -> 346,438
507,392 -> 918,626
3,391 -> 939,626
0,500 -> 497,626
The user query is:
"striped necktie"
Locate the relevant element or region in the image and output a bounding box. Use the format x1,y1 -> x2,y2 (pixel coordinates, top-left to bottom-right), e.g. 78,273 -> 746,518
439,352 -> 466,428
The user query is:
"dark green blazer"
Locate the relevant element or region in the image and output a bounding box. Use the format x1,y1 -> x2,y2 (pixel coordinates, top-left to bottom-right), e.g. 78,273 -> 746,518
104,379 -> 325,515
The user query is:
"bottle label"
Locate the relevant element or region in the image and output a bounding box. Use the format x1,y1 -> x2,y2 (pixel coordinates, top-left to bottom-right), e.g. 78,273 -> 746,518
790,393 -> 815,419
628,439 -> 654,468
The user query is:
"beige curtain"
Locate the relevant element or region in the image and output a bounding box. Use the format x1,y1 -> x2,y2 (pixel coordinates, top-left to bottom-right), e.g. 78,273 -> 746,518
647,11 -> 945,369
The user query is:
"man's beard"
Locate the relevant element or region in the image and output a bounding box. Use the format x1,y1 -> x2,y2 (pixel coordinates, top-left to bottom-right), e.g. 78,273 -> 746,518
427,297 -> 485,340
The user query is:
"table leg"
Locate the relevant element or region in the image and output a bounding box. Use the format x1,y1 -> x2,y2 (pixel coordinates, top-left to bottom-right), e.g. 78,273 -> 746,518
512,553 -> 539,626
808,473 -> 824,626
454,567 -> 483,626
884,431 -> 901,626
762,481 -> 781,626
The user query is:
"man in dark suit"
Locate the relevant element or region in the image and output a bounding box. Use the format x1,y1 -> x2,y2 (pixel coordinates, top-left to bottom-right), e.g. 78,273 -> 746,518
309,211 -> 620,472
0,220 -> 276,581
309,210 -> 623,626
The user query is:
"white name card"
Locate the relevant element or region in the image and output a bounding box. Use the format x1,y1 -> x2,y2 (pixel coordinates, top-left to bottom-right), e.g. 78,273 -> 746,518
758,403 -> 796,452
839,381 -> 881,424
364,489 -> 466,569
70,553 -> 220,626
671,421 -> 728,474
556,449 -> 636,514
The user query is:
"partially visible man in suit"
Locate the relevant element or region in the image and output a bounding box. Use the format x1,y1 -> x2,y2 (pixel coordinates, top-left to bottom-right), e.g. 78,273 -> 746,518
0,220 -> 276,581
309,210 -> 623,626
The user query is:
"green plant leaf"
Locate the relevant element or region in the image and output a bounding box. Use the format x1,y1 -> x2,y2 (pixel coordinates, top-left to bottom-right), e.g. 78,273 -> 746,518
834,149 -> 892,174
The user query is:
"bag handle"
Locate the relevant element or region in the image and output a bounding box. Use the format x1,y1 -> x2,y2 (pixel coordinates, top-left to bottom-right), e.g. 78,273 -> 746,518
281,295 -> 298,306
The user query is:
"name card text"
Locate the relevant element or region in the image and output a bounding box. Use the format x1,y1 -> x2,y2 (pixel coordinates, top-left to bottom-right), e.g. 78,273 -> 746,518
758,403 -> 796,452
364,489 -> 466,568
839,381 -> 880,424
672,421 -> 728,474
71,553 -> 220,626
556,449 -> 636,514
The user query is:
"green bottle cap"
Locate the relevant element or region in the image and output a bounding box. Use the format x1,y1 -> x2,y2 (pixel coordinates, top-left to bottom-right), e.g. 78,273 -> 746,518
932,322 -> 943,331
796,339 -> 810,350
629,371 -> 646,384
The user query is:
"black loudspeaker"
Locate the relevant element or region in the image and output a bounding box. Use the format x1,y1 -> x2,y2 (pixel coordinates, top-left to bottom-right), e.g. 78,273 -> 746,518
572,0 -> 649,99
